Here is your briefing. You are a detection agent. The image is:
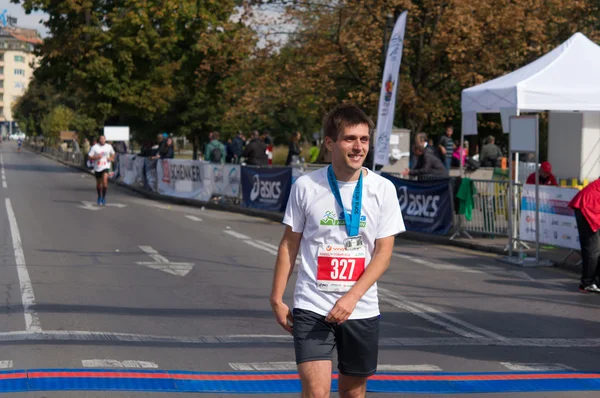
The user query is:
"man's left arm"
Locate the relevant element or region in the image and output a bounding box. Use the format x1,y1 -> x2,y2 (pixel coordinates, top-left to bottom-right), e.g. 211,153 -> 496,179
325,235 -> 395,324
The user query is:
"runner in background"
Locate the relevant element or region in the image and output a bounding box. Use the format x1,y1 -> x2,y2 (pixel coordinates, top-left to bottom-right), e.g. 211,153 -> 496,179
17,138 -> 22,152
88,135 -> 115,206
270,104 -> 405,398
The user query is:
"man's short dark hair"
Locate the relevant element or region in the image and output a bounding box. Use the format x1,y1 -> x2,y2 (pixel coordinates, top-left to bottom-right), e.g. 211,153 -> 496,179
445,123 -> 453,130
323,104 -> 374,142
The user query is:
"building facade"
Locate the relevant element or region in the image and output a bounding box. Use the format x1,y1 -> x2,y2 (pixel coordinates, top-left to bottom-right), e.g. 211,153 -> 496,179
0,24 -> 42,136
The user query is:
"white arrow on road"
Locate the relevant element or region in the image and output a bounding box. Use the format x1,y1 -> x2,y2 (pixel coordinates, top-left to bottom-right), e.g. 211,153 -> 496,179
78,201 -> 127,211
136,246 -> 194,277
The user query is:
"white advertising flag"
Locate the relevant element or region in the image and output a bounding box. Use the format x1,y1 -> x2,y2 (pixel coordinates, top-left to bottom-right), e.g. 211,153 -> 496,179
374,11 -> 408,166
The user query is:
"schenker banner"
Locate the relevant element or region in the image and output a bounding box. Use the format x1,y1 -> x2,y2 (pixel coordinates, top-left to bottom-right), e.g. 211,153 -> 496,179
241,167 -> 292,212
382,174 -> 453,235
157,159 -> 212,202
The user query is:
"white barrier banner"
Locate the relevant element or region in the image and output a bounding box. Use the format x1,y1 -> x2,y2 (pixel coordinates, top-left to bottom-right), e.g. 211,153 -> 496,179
119,154 -> 138,186
207,164 -> 241,197
134,156 -> 146,186
157,159 -> 213,202
519,185 -> 580,250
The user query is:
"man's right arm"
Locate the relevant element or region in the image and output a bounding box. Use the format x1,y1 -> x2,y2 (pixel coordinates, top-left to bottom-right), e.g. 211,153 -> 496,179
270,226 -> 302,334
438,136 -> 447,156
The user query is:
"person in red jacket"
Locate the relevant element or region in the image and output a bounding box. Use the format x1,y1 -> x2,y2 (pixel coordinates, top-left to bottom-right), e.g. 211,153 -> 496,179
569,178 -> 600,293
526,161 -> 558,186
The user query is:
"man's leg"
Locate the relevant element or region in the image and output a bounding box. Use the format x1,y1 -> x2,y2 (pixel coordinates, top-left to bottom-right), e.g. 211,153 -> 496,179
102,172 -> 109,201
293,309 -> 335,398
338,374 -> 368,398
336,315 -> 379,398
95,174 -> 102,203
575,210 -> 600,288
298,361 -> 332,398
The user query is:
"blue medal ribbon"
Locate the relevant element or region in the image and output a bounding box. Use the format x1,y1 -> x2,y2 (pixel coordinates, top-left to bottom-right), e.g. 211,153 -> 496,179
327,165 -> 363,237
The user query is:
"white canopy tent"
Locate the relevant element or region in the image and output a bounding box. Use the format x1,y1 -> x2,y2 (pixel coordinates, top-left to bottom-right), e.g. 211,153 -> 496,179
460,32 -> 600,264
462,32 -> 600,117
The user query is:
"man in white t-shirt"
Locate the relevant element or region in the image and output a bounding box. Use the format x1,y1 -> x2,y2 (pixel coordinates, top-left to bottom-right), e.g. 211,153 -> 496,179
88,135 -> 115,206
270,104 -> 405,398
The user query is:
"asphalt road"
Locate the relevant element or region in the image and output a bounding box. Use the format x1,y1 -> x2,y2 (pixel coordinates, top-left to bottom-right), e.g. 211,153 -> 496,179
1,142 -> 599,397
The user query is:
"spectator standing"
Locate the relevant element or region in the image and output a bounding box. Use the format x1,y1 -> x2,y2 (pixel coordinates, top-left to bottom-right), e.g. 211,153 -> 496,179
569,179 -> 600,293
438,124 -> 454,169
309,140 -> 320,163
205,132 -> 226,164
230,132 -> 245,164
243,131 -> 268,166
286,131 -> 302,166
452,141 -> 469,167
155,137 -> 175,159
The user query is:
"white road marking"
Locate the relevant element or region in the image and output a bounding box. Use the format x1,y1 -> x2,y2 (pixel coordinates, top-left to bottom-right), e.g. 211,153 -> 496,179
379,288 -> 507,342
1,155 -> 5,188
224,230 -> 251,240
137,246 -> 194,276
185,215 -> 203,222
245,240 -> 279,255
256,240 -> 279,251
0,361 -> 13,369
377,290 -> 481,339
392,253 -> 483,274
229,362 -> 442,372
224,230 -> 501,341
230,362 -> 296,371
6,198 -> 41,333
500,362 -> 575,371
82,359 -> 158,369
78,201 -> 127,211
376,364 -> 442,372
0,330 -> 599,348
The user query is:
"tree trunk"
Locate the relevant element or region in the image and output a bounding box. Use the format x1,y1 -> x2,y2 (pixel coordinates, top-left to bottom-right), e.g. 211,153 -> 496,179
192,135 -> 199,160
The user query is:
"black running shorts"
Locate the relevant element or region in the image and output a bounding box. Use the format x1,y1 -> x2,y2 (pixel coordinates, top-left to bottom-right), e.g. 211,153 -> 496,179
292,308 -> 379,377
94,169 -> 109,179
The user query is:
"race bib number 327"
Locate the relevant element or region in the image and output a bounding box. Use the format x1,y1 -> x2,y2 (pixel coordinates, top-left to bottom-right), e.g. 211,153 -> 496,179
316,244 -> 365,292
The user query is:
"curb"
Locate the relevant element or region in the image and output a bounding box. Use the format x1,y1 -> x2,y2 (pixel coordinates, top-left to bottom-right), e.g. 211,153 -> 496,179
29,147 -> 579,273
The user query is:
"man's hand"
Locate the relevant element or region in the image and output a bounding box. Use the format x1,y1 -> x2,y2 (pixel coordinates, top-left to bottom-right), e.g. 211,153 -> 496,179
402,168 -> 410,177
271,300 -> 294,334
326,294 -> 359,325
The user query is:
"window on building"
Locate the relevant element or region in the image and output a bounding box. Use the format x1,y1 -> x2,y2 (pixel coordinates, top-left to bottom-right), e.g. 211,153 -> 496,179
14,55 -> 25,63
14,69 -> 25,76
0,67 -> 4,75
0,80 -> 3,88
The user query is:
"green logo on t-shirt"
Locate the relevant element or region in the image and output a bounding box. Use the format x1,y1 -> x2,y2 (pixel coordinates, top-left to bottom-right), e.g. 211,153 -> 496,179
320,211 -> 366,227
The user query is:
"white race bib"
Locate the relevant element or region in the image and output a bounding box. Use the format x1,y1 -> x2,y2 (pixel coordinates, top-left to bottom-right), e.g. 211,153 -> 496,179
316,244 -> 366,292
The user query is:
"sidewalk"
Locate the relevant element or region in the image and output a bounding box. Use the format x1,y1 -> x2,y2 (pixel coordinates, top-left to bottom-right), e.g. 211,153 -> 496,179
31,146 -> 582,275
